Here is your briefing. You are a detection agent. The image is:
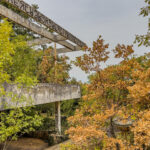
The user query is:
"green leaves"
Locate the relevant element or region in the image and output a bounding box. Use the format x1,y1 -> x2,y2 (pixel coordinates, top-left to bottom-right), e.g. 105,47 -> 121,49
0,19 -> 14,84
0,107 -> 43,143
135,0 -> 150,47
0,20 -> 43,144
140,0 -> 150,17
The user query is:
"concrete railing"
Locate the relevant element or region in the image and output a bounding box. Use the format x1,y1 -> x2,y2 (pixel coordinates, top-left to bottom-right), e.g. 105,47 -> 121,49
0,83 -> 81,110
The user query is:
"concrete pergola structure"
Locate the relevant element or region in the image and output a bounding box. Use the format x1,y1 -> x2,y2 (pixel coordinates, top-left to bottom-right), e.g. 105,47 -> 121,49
0,0 -> 86,134
0,0 -> 86,52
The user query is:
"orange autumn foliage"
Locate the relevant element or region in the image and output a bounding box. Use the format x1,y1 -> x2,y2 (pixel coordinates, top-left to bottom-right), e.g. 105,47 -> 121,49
131,110 -> 150,149
63,35 -> 150,150
38,48 -> 71,84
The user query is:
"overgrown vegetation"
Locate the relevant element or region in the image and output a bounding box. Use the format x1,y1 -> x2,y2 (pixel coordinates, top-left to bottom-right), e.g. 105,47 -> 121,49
62,1 -> 150,149
0,18 -> 78,150
0,20 -> 43,150
0,0 -> 150,149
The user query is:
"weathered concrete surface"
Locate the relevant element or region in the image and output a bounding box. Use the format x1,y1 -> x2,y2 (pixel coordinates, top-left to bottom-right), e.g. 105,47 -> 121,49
55,102 -> 61,134
27,38 -> 52,46
27,39 -> 72,54
57,48 -> 73,54
0,83 -> 81,110
0,5 -> 80,51
3,0 -> 86,48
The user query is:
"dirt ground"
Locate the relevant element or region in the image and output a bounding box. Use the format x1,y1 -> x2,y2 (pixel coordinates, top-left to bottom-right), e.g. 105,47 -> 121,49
0,138 -> 48,150
0,138 -> 71,150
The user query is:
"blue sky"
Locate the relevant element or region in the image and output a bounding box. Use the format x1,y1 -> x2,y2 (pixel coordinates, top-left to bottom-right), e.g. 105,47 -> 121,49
25,0 -> 149,82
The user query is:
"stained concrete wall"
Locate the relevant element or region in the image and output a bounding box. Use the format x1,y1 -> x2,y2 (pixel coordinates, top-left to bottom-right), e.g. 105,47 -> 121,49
0,83 -> 81,110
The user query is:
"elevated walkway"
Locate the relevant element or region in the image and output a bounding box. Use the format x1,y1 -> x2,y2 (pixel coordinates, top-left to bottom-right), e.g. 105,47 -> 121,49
0,83 -> 81,134
0,83 -> 80,110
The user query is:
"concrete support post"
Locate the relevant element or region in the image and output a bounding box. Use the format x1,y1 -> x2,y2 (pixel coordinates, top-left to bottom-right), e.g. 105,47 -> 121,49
55,101 -> 61,135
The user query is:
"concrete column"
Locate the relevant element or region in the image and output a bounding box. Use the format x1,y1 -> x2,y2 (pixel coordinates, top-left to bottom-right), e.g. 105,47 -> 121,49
55,101 -> 61,135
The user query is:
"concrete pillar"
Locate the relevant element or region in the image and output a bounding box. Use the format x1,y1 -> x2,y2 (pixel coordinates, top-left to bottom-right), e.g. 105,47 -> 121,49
55,101 -> 61,135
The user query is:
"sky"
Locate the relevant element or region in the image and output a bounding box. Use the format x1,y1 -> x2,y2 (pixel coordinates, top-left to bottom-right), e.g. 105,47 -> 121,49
25,0 -> 149,82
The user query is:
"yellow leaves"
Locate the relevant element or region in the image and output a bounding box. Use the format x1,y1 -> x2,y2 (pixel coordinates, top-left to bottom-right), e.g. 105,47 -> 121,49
82,95 -> 88,101
104,137 -> 126,150
128,81 -> 150,105
67,125 -> 106,148
74,35 -> 109,73
131,70 -> 142,80
69,35 -> 150,149
116,80 -> 128,89
73,54 -> 150,148
127,67 -> 150,106
141,68 -> 150,80
66,105 -> 117,149
113,44 -> 134,59
131,110 -> 150,149
131,68 -> 150,82
0,20 -> 14,83
38,48 -> 71,84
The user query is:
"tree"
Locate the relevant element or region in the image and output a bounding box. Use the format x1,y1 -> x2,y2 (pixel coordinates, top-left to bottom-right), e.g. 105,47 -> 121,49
37,48 -> 71,84
135,0 -> 150,47
62,0 -> 150,149
0,20 -> 43,149
63,36 -> 150,149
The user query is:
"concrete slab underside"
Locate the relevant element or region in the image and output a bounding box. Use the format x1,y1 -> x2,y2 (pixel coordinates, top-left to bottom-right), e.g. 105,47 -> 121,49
0,83 -> 81,110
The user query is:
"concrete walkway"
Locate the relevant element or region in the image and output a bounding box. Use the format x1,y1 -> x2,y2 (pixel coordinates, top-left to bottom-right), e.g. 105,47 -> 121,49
44,140 -> 71,150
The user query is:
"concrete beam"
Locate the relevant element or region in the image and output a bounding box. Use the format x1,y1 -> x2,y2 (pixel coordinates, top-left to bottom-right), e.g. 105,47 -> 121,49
0,5 -> 78,51
3,0 -> 86,48
52,47 -> 80,54
57,48 -> 73,54
27,38 -> 52,46
56,46 -> 81,54
27,39 -> 71,54
58,40 -> 75,50
0,83 -> 81,110
55,35 -> 66,41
